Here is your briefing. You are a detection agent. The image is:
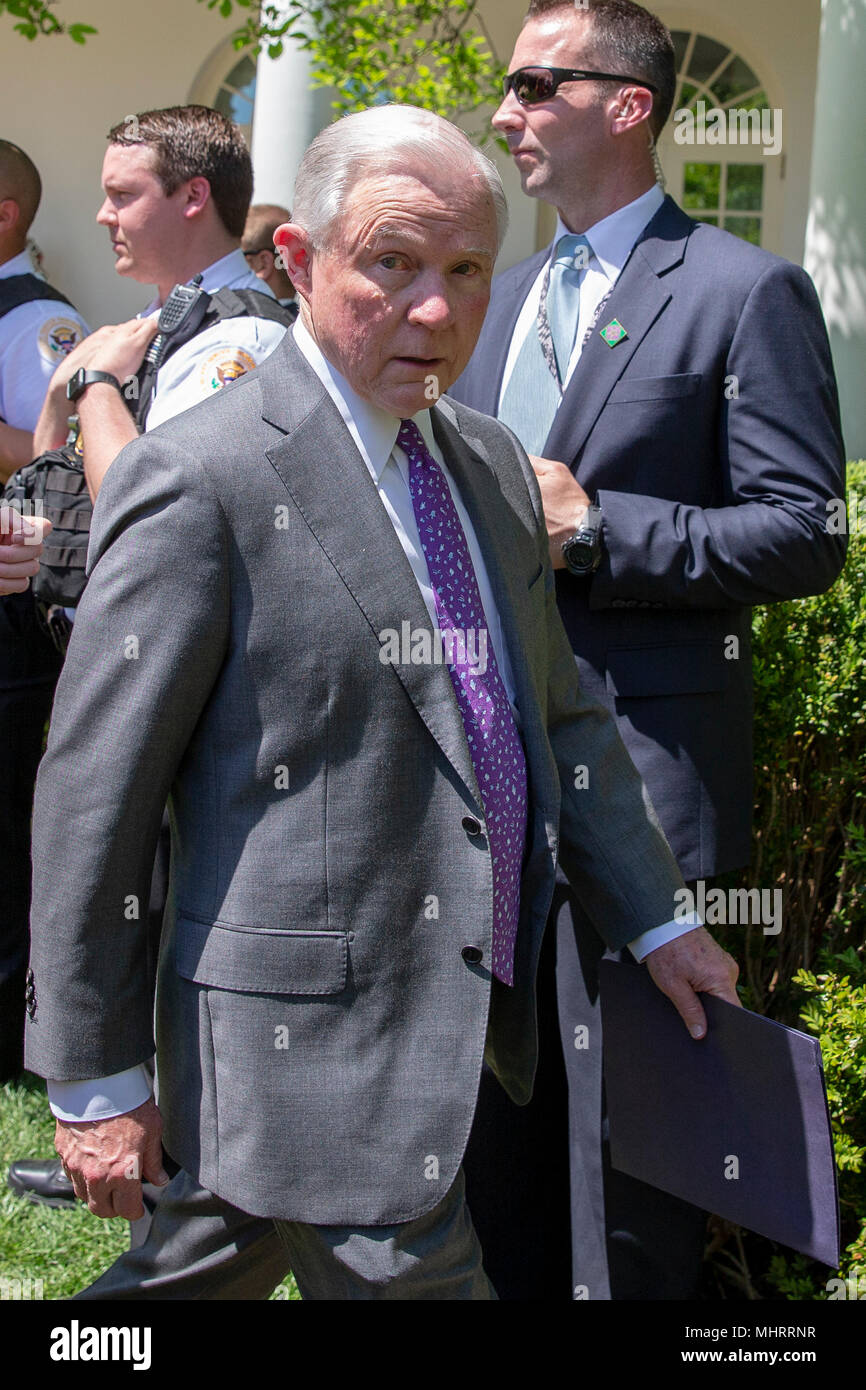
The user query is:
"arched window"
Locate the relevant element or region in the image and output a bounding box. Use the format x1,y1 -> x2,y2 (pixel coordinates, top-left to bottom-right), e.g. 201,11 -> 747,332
659,31 -> 776,248
189,39 -> 258,147
212,53 -> 257,145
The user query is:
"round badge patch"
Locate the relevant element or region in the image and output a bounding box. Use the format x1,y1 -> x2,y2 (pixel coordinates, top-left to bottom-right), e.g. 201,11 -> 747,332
38,317 -> 83,362
199,348 -> 257,393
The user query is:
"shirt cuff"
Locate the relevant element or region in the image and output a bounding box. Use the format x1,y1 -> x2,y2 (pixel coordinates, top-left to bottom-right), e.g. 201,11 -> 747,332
628,914 -> 701,963
47,1064 -> 154,1122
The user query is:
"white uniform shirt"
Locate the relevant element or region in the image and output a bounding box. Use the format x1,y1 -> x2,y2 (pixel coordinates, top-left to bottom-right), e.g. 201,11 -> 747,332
0,249 -> 90,431
56,252 -> 290,624
47,307 -> 697,1125
140,249 -> 288,431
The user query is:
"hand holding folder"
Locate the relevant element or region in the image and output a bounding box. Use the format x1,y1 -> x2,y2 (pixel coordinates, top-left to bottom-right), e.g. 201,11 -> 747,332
600,959 -> 840,1266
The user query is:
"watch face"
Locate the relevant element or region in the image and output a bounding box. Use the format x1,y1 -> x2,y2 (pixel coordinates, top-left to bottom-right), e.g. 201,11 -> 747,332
564,540 -> 594,571
563,527 -> 601,574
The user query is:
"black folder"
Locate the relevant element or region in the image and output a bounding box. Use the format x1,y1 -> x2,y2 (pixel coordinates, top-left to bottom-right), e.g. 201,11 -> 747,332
599,959 -> 840,1266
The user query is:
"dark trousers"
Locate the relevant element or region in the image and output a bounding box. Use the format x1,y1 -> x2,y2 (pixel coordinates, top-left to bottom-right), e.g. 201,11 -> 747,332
463,883 -> 706,1300
0,591 -> 63,1081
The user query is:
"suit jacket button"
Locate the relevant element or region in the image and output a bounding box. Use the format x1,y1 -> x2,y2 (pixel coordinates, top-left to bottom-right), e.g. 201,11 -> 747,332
462,816 -> 483,837
462,946 -> 483,965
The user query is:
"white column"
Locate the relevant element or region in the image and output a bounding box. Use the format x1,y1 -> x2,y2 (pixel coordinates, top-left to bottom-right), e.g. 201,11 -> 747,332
249,4 -> 334,211
804,0 -> 866,458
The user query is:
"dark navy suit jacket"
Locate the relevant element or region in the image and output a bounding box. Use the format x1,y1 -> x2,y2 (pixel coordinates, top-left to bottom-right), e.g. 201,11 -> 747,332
452,196 -> 846,879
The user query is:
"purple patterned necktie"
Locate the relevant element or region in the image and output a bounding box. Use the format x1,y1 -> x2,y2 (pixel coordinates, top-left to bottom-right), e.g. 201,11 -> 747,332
397,419 -> 528,986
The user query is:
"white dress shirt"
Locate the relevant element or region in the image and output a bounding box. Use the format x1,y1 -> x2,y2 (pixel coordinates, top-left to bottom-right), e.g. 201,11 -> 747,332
499,183 -> 665,408
47,305 -> 696,1123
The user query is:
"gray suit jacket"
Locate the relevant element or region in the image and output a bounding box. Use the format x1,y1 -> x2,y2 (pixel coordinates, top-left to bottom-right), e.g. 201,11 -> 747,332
25,332 -> 683,1225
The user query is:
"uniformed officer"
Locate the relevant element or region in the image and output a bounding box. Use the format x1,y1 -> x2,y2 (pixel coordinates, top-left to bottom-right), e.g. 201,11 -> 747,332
242,203 -> 298,306
0,141 -> 89,481
9,105 -> 292,1208
32,105 -> 289,502
0,141 -> 89,1087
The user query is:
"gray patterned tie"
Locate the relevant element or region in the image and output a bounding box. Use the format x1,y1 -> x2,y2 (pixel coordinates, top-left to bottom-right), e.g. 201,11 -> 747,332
499,232 -> 592,456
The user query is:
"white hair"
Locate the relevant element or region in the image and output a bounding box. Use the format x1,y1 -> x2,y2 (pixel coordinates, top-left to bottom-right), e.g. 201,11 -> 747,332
292,104 -> 508,252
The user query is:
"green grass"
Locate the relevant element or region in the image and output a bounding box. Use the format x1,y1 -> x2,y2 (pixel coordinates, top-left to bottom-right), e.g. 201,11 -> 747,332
0,1073 -> 299,1300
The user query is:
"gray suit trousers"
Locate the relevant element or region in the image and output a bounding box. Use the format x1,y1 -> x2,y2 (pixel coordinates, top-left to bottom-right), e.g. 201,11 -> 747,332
75,1167 -> 495,1301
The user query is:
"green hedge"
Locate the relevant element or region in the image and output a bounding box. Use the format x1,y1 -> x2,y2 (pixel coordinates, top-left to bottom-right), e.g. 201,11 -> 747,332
708,461 -> 866,1299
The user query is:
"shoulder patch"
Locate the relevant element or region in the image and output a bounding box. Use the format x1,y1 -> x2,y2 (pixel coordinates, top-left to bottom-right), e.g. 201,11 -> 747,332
38,316 -> 84,363
199,348 -> 257,393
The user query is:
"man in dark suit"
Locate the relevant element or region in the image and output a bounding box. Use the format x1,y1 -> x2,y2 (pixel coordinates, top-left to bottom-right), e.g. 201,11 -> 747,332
24,103 -> 739,1301
452,0 -> 846,1299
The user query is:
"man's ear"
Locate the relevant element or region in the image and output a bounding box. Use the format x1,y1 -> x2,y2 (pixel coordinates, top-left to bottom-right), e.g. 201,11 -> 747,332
273,223 -> 314,303
180,176 -> 212,221
0,198 -> 21,235
246,248 -> 273,281
610,86 -> 655,138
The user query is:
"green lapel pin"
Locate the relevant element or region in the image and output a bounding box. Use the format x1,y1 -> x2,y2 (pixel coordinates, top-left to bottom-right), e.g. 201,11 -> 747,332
600,319 -> 628,348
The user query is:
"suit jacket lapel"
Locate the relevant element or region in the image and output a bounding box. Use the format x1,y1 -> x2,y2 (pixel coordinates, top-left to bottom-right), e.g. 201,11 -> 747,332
260,338 -> 483,810
543,196 -> 693,466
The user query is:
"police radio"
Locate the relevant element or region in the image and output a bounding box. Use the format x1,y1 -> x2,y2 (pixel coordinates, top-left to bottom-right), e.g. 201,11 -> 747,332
143,273 -> 210,371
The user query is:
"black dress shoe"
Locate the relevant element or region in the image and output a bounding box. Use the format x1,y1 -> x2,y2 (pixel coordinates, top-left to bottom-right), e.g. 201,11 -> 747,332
7,1157 -> 75,1208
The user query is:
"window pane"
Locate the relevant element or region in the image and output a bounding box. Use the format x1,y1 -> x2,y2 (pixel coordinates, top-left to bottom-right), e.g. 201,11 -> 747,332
724,216 -> 762,245
727,165 -> 764,211
693,215 -> 719,226
683,163 -> 721,210
679,81 -> 699,112
671,29 -> 690,73
226,55 -> 257,99
687,35 -> 730,84
214,87 -> 254,127
736,88 -> 769,113
712,54 -> 760,105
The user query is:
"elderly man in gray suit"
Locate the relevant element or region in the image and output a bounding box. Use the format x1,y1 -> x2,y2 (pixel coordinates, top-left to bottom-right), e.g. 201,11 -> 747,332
24,105 -> 738,1301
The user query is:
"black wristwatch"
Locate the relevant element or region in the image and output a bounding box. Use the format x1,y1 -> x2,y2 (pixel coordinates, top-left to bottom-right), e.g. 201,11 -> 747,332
66,369 -> 122,403
561,503 -> 603,576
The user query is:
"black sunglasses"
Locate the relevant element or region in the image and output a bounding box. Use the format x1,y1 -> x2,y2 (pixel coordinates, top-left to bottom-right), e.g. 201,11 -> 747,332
503,66 -> 658,106
243,246 -> 275,259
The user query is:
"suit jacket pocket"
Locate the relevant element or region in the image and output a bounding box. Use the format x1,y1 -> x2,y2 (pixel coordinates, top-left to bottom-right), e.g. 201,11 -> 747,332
608,373 -> 702,404
175,915 -> 348,995
606,642 -> 729,698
